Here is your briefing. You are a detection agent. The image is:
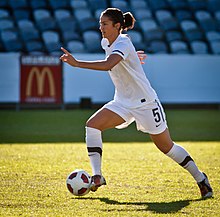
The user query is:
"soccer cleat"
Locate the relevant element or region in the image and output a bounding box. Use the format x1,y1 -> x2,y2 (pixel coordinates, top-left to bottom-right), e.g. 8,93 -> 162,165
90,175 -> 106,192
197,173 -> 213,199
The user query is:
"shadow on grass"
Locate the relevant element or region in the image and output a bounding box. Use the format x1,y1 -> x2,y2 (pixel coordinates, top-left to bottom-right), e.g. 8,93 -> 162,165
75,197 -> 202,214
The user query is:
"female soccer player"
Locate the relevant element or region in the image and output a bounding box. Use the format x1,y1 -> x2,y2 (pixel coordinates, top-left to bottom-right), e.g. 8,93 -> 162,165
60,8 -> 213,199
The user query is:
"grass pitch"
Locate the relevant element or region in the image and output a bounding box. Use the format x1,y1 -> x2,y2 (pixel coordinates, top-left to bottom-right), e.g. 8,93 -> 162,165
0,109 -> 220,143
0,142 -> 219,217
0,109 -> 220,216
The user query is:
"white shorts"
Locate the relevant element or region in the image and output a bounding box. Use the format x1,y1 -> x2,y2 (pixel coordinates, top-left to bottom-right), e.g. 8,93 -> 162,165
102,99 -> 168,135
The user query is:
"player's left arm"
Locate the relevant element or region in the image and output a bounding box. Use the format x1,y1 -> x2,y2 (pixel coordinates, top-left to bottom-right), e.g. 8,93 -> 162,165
60,47 -> 122,71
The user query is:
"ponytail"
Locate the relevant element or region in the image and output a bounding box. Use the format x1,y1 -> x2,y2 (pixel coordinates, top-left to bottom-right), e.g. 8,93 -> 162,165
123,12 -> 135,31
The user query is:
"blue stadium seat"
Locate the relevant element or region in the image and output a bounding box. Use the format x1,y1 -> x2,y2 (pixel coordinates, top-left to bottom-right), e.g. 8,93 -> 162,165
195,10 -> 218,32
214,11 -> 220,27
190,41 -> 209,54
0,19 -> 15,31
67,40 -> 87,53
30,0 -> 47,9
206,31 -> 220,42
36,17 -> 57,32
175,10 -> 193,22
62,30 -> 81,44
18,20 -> 35,29
87,0 -> 108,11
83,31 -> 102,53
130,0 -> 149,10
0,0 -> 8,8
156,10 -> 173,21
140,19 -> 158,32
111,0 -> 129,12
1,29 -> 23,52
74,8 -> 93,22
42,30 -> 59,44
187,0 -> 207,11
156,10 -> 179,31
9,0 -> 28,9
208,0 -> 220,13
48,0 -> 69,10
148,40 -> 169,53
13,9 -> 30,21
1,29 -> 18,42
210,41 -> 220,54
70,0 -> 88,9
33,9 -> 57,32
95,9 -> 104,20
0,9 -> 10,19
166,30 -> 184,42
33,9 -> 51,22
180,20 -> 204,41
148,0 -> 169,11
133,9 -> 152,20
54,9 -> 71,22
3,39 -> 23,52
79,17 -> 98,32
42,30 -> 62,54
18,20 -> 41,42
170,40 -> 190,54
25,40 -> 44,53
167,0 -> 189,10
140,19 -> 165,42
127,30 -> 145,50
57,16 -> 77,32
20,27 -> 40,42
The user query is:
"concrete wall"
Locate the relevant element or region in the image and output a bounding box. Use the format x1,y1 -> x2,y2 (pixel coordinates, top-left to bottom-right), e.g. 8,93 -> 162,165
0,53 -> 220,104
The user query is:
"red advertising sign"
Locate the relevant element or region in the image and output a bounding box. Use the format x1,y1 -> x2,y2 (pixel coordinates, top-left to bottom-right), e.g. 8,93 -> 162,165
20,56 -> 62,104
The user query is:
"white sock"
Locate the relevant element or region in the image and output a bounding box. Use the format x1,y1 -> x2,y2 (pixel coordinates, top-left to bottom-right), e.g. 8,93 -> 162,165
166,143 -> 205,183
85,127 -> 102,176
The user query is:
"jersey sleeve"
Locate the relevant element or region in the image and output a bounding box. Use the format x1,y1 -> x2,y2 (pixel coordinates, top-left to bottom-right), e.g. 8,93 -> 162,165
111,40 -> 130,60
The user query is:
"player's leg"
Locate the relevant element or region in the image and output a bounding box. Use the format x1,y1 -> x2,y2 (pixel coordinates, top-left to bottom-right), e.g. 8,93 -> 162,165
86,107 -> 125,175
150,129 -> 213,199
133,99 -> 213,199
86,107 -> 125,191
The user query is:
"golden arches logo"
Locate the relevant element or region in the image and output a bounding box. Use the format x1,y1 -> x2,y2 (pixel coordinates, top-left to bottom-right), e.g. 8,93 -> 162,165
26,67 -> 55,97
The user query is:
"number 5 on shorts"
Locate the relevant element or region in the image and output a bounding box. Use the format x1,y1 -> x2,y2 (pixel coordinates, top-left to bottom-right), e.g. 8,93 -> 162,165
152,107 -> 165,126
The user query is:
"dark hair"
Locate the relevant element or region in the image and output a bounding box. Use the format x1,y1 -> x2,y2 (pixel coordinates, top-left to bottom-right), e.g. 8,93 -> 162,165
101,8 -> 135,31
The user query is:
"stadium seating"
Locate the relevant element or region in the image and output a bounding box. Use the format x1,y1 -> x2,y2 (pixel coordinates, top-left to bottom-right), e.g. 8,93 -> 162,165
0,0 -> 219,54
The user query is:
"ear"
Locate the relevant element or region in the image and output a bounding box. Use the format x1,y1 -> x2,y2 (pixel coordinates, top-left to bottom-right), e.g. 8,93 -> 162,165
114,22 -> 121,30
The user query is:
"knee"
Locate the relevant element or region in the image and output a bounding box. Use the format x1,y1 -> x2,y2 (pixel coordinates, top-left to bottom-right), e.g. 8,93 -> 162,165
86,119 -> 103,131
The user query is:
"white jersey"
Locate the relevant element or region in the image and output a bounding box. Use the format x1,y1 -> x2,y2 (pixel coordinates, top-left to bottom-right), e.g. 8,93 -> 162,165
101,34 -> 157,108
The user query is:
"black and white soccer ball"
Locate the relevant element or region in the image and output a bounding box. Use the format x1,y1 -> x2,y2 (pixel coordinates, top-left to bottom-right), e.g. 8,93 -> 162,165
66,169 -> 91,196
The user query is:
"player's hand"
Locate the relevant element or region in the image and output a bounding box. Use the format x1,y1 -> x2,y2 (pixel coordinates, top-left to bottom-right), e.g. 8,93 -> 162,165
137,50 -> 147,65
60,47 -> 79,67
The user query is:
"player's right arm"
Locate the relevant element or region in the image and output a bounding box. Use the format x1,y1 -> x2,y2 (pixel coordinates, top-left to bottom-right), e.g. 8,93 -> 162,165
60,47 -> 122,71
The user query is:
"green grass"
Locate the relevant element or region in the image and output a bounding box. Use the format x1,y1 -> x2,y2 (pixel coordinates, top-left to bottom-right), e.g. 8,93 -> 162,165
0,142 -> 219,217
0,109 -> 220,216
0,109 -> 220,143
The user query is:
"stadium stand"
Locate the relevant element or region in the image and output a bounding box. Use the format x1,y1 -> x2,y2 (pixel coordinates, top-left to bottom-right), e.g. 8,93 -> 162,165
0,0 -> 219,54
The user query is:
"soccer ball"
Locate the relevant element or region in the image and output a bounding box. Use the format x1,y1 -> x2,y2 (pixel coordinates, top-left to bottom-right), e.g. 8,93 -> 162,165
66,169 -> 91,196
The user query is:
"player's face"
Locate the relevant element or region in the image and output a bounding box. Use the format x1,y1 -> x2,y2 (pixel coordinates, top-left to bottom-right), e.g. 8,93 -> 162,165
99,15 -> 120,40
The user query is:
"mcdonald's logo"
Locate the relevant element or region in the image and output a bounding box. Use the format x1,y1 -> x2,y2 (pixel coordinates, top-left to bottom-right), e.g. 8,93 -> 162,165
26,67 -> 55,97
20,56 -> 62,104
